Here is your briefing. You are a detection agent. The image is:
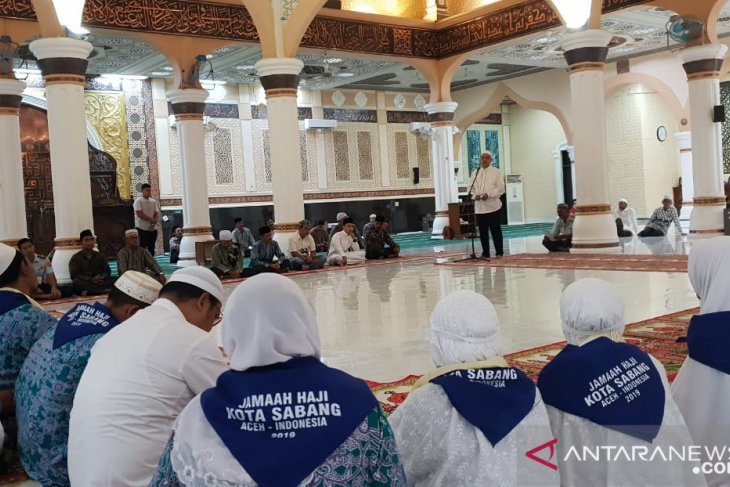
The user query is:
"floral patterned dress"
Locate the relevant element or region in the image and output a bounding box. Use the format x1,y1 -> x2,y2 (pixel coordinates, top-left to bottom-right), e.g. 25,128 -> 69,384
0,298 -> 57,474
15,328 -> 104,486
149,405 -> 405,487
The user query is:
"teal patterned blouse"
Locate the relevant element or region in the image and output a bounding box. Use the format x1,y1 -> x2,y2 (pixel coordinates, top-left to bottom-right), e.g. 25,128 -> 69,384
15,327 -> 104,486
0,302 -> 57,393
149,406 -> 405,486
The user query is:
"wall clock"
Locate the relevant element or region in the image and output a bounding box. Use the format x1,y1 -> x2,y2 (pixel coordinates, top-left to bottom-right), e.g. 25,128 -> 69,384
657,126 -> 667,142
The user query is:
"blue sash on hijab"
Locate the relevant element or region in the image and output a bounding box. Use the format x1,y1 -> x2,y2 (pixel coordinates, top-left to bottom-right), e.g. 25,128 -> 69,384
0,290 -> 31,316
687,311 -> 730,375
52,302 -> 120,350
201,356 -> 378,487
537,337 -> 665,443
431,366 -> 536,446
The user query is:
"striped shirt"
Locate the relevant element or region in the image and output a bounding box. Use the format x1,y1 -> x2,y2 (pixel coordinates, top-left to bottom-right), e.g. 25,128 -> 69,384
645,206 -> 682,235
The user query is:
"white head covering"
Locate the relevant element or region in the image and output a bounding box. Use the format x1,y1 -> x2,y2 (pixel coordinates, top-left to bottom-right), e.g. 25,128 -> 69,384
124,229 -> 138,238
0,243 -> 17,275
336,212 -> 348,221
662,195 -> 673,202
221,273 -> 320,371
430,290 -> 503,367
114,271 -> 162,305
219,230 -> 233,241
483,150 -> 493,158
168,266 -> 225,303
369,213 -> 376,219
618,198 -> 628,204
689,236 -> 730,314
560,278 -> 625,345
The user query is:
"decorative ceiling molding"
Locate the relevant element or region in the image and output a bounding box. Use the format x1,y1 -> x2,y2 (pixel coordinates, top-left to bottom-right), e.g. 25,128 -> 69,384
0,0 -> 654,59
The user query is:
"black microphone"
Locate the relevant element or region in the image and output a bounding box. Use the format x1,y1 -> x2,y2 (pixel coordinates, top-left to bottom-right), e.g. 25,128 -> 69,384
468,166 -> 481,201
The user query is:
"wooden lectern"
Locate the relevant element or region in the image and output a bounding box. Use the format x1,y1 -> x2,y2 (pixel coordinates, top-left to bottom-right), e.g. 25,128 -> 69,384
444,201 -> 476,239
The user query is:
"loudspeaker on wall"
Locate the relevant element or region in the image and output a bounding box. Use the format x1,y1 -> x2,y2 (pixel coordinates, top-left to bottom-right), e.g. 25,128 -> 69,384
412,167 -> 420,184
713,105 -> 726,123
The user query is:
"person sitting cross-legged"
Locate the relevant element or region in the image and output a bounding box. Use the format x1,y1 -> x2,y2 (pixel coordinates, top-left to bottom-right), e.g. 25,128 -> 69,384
288,219 -> 326,271
169,226 -> 182,264
310,220 -> 330,253
17,237 -> 72,300
117,229 -> 166,284
249,226 -> 290,275
542,203 -> 574,253
69,229 -> 116,296
365,215 -> 400,260
390,290 -> 558,486
210,230 -> 244,279
327,218 -> 366,266
15,271 -> 162,487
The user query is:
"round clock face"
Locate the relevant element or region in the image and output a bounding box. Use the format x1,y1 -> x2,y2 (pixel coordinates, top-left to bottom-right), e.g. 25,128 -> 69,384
657,126 -> 667,142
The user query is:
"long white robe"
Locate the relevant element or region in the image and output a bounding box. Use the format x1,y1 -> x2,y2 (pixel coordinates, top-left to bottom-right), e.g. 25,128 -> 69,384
389,383 -> 560,486
68,299 -> 228,487
672,358 -> 730,487
546,356 -> 705,487
327,231 -> 365,265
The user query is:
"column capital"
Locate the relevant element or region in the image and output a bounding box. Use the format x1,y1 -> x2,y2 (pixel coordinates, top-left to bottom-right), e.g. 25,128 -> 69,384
30,38 -> 92,86
0,79 -> 24,114
674,131 -> 692,151
679,44 -> 728,80
167,89 -> 208,121
256,58 -> 303,98
424,101 -> 458,115
562,30 -> 612,73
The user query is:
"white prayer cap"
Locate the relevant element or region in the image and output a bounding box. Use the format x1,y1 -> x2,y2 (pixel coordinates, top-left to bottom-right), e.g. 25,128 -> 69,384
369,213 -> 376,219
221,273 -> 320,371
689,236 -> 730,314
219,230 -> 233,241
124,229 -> 138,238
662,194 -> 673,202
619,198 -> 628,204
430,290 -> 503,367
560,278 -> 625,345
0,243 -> 18,275
483,150 -> 493,158
168,266 -> 225,303
114,271 -> 162,305
336,212 -> 348,221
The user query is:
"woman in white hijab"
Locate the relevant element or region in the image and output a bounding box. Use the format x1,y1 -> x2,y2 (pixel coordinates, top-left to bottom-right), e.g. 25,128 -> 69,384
389,290 -> 559,486
672,237 -> 730,487
537,278 -> 703,487
149,273 -> 404,486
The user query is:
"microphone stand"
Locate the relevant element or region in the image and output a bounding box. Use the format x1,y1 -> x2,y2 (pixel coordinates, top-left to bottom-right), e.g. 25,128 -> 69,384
454,166 -> 482,263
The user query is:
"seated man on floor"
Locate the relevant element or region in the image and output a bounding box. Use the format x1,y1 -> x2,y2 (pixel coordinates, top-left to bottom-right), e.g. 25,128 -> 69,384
328,218 -> 366,266
69,230 -> 116,296
365,215 -> 400,260
15,271 -> 162,487
542,203 -> 573,253
231,217 -> 255,257
310,220 -> 329,253
117,229 -> 166,284
329,211 -> 363,247
249,226 -> 289,275
288,220 -> 326,271
169,226 -> 182,264
17,237 -> 71,300
211,230 -> 244,279
638,195 -> 684,237
613,198 -> 639,237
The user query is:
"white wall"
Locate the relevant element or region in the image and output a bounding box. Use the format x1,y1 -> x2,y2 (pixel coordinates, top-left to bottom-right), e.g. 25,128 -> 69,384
508,105 -> 565,222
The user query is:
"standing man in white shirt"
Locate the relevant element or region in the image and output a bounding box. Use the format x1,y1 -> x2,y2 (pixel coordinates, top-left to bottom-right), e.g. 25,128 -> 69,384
133,183 -> 160,255
469,151 -> 506,259
68,266 -> 227,487
613,198 -> 639,237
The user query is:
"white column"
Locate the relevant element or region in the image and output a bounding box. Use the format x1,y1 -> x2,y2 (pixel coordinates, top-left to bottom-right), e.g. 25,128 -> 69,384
0,78 -> 28,245
30,38 -> 94,283
425,102 -> 458,239
562,30 -> 618,252
679,44 -> 728,233
255,58 -> 305,244
674,131 -> 694,221
167,89 -> 214,265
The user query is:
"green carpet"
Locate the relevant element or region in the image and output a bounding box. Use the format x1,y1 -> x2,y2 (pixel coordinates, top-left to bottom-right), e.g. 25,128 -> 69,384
108,223 -> 553,277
